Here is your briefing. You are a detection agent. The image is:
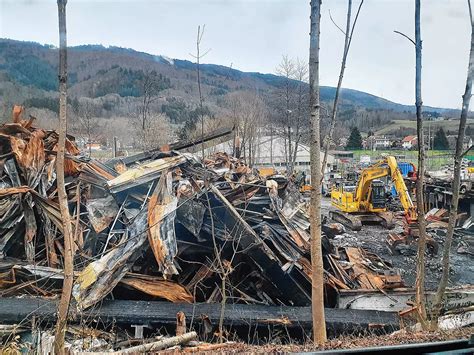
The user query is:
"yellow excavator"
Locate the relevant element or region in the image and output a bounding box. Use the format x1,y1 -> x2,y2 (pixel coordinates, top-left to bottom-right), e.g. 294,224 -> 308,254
330,156 -> 417,231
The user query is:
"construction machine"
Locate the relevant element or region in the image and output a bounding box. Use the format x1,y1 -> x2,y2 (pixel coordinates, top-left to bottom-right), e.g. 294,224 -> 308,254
330,156 -> 438,254
330,156 -> 417,232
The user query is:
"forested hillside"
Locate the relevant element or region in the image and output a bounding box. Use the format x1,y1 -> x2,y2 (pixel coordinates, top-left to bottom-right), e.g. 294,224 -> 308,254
0,38 -> 460,149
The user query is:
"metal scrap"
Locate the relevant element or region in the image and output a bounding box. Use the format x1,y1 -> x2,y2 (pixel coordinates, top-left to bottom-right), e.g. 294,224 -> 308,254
0,107 -> 407,314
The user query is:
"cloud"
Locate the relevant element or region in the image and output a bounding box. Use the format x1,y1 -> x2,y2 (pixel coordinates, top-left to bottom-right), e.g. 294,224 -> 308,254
0,0 -> 471,109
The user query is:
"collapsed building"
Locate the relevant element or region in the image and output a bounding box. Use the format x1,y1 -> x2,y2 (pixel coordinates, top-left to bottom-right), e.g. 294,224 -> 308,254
0,108 -> 473,350
0,109 -> 403,308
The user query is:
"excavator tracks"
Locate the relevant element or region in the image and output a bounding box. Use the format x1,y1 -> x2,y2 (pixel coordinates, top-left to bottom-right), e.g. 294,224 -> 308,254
329,210 -> 395,231
329,210 -> 363,231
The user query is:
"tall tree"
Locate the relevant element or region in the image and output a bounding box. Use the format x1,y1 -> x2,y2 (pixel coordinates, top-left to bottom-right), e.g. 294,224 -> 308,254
226,91 -> 265,166
414,0 -> 429,329
321,0 -> 364,175
275,55 -> 296,173
396,0 -> 429,328
73,98 -> 101,157
190,25 -> 210,159
290,58 -> 310,172
309,0 -> 326,345
346,127 -> 363,150
273,56 -> 310,174
433,127 -> 450,150
137,70 -> 161,150
433,0 -> 474,324
54,0 -> 74,352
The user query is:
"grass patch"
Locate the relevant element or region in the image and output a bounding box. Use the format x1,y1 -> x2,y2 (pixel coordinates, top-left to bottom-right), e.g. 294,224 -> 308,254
375,119 -> 474,135
350,149 -> 453,170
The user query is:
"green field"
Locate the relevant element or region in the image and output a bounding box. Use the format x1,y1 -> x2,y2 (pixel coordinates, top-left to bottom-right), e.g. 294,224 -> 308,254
350,149 -> 453,170
375,119 -> 474,135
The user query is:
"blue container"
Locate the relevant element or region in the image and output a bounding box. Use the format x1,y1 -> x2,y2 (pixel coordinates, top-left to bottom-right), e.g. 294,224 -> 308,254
398,162 -> 415,177
391,162 -> 415,196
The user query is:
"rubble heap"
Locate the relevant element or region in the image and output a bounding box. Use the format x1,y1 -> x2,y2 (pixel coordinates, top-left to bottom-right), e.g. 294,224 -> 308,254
0,109 -> 403,311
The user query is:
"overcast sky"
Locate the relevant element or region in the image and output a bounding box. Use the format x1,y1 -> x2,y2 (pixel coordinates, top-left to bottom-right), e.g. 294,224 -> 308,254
0,0 -> 472,108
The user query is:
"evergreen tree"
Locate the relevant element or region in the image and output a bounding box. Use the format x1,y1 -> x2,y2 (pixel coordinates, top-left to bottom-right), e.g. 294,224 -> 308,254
346,127 -> 363,150
466,125 -> 473,137
433,127 -> 450,150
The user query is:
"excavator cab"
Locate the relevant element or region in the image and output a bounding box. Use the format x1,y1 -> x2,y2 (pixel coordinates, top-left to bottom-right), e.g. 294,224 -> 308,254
369,180 -> 386,209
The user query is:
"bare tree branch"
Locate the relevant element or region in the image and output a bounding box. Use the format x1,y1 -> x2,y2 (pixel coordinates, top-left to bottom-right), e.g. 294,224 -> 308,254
469,0 -> 473,27
321,0 -> 364,177
347,0 -> 364,49
394,30 -> 416,46
328,9 -> 346,35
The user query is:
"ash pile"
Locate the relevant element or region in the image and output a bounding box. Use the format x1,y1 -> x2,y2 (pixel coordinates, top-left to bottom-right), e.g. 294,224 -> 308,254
0,108 -> 403,312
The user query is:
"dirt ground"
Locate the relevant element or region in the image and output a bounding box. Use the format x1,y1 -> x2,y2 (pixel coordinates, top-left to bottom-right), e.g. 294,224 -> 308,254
170,327 -> 474,353
320,197 -> 474,290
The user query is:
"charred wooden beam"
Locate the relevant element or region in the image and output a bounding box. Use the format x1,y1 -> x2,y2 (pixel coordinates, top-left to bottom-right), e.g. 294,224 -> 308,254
0,297 -> 399,334
107,125 -> 234,167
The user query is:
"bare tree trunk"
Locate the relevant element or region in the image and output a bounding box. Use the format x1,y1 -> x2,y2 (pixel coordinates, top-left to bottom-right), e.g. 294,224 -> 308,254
414,0 -> 428,329
309,0 -> 326,345
288,122 -> 292,173
433,0 -> 474,323
218,275 -> 226,343
321,0 -> 364,176
196,26 -> 205,159
286,76 -> 293,174
87,120 -> 92,157
291,133 -> 301,170
270,126 -> 274,165
54,0 -> 74,353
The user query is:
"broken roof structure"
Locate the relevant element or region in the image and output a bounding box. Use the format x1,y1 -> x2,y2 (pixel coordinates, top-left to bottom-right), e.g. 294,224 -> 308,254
0,109 -> 406,312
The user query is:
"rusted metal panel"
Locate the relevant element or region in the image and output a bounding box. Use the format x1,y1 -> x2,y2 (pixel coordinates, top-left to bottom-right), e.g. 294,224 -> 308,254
107,154 -> 186,193
86,194 -> 119,233
147,171 -> 178,277
72,208 -> 148,310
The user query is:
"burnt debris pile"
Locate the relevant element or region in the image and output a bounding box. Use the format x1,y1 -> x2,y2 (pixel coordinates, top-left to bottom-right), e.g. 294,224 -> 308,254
0,109 -> 403,311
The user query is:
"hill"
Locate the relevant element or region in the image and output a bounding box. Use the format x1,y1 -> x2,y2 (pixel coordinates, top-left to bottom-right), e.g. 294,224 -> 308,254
0,38 -> 464,146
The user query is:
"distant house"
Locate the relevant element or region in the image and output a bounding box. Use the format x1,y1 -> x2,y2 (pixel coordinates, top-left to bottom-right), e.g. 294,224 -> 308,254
365,136 -> 392,150
205,136 -> 335,174
402,135 -> 418,150
374,136 -> 391,150
85,142 -> 101,151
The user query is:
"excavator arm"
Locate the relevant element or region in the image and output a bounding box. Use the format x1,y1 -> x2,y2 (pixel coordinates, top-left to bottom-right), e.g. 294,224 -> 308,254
385,156 -> 417,223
